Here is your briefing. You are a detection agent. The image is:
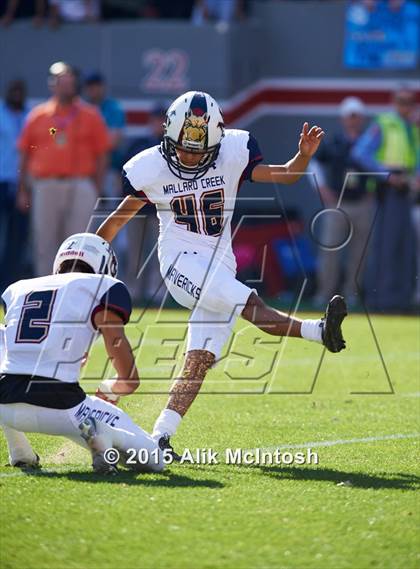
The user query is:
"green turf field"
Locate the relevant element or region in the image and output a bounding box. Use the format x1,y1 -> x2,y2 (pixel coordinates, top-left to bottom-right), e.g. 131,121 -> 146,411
1,310 -> 419,569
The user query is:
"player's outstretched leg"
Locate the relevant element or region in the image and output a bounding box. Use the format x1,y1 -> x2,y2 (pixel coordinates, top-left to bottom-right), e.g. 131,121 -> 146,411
152,349 -> 215,460
151,295 -> 347,459
242,293 -> 347,353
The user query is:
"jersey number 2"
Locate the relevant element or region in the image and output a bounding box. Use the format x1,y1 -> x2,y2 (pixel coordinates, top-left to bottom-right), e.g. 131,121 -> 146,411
15,290 -> 57,344
170,188 -> 224,236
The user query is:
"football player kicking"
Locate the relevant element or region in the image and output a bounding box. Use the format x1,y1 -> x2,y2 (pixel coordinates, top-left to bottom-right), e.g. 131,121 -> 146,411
97,91 -> 347,459
0,233 -> 164,474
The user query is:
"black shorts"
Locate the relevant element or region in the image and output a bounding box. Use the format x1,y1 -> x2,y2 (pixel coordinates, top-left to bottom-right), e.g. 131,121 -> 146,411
0,374 -> 86,410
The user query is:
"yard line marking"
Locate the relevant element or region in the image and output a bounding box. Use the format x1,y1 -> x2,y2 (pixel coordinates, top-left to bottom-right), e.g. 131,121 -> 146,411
401,392 -> 420,398
255,433 -> 420,453
1,433 -> 419,478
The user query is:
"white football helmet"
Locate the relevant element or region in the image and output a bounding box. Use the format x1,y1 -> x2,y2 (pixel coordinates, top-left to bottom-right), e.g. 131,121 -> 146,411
161,91 -> 225,179
53,233 -> 118,277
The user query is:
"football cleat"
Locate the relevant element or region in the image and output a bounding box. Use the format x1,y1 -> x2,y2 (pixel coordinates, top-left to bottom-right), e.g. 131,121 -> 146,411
321,295 -> 347,353
91,453 -> 118,476
158,434 -> 182,462
79,417 -> 118,475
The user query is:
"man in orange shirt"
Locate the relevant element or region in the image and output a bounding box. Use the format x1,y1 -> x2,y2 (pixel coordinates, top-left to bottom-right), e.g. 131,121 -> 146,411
17,62 -> 110,276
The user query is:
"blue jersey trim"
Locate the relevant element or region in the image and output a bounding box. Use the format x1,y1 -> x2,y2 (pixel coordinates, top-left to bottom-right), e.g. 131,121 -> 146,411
122,170 -> 151,203
91,282 -> 132,329
240,134 -> 264,186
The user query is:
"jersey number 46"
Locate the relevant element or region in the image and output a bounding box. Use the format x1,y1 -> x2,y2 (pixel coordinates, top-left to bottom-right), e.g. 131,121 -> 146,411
170,188 -> 224,237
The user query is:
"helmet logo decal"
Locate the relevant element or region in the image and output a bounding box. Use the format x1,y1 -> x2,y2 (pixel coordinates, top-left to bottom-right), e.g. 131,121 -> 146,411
181,108 -> 209,149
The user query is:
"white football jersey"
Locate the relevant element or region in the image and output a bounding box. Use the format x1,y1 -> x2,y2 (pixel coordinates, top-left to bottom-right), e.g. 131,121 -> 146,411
0,325 -> 5,366
123,129 -> 263,273
1,273 -> 132,382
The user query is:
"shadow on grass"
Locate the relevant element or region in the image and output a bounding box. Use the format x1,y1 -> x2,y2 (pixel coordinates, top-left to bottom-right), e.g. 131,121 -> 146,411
15,467 -> 224,488
255,465 -> 420,491
9,462 -> 418,491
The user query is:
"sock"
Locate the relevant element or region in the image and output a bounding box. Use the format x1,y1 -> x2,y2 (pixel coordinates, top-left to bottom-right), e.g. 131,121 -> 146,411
152,409 -> 182,439
301,319 -> 323,343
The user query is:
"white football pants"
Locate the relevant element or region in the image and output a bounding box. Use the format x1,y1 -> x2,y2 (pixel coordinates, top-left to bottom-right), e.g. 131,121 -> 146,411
160,248 -> 255,359
0,395 -> 164,472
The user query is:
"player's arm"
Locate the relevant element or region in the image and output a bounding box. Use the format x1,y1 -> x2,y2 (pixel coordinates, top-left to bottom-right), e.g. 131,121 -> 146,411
251,122 -> 325,185
96,194 -> 146,242
94,308 -> 139,401
91,281 -> 137,404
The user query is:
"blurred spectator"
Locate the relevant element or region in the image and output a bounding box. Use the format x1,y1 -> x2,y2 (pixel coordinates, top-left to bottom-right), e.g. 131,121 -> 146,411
0,80 -> 29,293
145,0 -> 194,18
192,0 -> 245,24
122,105 -> 166,303
124,104 -> 166,158
0,0 -> 45,26
84,70 -> 127,278
101,0 -> 193,19
352,85 -> 419,311
84,71 -> 125,198
16,61 -> 110,277
101,1 -> 146,19
49,0 -> 100,26
311,97 -> 373,308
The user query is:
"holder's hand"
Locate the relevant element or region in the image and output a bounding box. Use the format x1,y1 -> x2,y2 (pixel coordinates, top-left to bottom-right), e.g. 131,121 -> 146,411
95,378 -> 121,406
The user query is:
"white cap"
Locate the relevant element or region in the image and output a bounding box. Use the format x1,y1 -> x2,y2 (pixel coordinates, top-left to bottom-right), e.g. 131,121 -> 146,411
339,97 -> 366,117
